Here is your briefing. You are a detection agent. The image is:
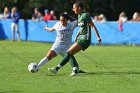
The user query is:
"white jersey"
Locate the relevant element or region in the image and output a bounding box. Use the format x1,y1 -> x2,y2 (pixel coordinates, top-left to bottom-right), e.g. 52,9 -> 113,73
51,20 -> 77,56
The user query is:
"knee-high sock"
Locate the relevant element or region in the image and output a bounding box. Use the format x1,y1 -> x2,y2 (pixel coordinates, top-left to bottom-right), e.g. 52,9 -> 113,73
70,55 -> 79,73
55,52 -> 71,70
38,57 -> 48,68
56,52 -> 79,72
69,55 -> 79,68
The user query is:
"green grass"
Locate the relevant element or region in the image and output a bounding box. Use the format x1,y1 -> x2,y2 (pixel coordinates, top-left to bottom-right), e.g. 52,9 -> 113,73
0,40 -> 140,93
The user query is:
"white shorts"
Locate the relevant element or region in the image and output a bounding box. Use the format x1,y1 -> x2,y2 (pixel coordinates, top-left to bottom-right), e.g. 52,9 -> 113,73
11,23 -> 19,32
50,43 -> 70,57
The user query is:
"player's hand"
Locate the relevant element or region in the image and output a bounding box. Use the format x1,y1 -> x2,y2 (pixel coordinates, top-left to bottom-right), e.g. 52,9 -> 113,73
97,38 -> 101,44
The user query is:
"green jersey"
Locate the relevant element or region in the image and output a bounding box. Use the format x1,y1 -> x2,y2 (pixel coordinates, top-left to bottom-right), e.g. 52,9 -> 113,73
78,12 -> 91,40
76,12 -> 92,51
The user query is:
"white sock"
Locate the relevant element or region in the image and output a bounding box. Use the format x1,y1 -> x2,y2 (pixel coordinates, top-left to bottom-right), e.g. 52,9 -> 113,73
37,57 -> 49,68
57,64 -> 62,68
73,67 -> 78,73
72,67 -> 78,71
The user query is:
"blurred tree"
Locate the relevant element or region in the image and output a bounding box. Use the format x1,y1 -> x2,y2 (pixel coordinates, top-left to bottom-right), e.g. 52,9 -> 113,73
0,0 -> 140,20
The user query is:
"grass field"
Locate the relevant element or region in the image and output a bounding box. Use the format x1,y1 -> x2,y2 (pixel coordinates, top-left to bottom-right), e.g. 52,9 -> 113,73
0,40 -> 140,93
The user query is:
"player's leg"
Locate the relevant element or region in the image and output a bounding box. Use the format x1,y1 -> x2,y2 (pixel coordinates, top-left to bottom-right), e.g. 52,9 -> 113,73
48,43 -> 82,74
58,48 -> 82,74
12,31 -> 15,41
11,23 -> 15,41
69,57 -> 79,69
58,43 -> 81,67
15,24 -> 20,42
60,48 -> 79,70
69,55 -> 79,76
38,44 -> 60,68
37,50 -> 57,68
68,43 -> 82,54
17,31 -> 20,42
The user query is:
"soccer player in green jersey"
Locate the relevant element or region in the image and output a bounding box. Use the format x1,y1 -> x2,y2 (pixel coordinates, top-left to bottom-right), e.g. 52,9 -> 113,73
48,1 -> 102,76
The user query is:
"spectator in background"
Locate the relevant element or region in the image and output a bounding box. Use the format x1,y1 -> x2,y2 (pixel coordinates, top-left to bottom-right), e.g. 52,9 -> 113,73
32,8 -> 39,20
11,6 -> 21,42
43,9 -> 51,21
36,11 -> 44,21
130,12 -> 140,21
118,12 -> 128,22
3,6 -> 11,19
98,14 -> 107,22
92,15 -> 99,22
118,12 -> 128,31
50,10 -> 57,20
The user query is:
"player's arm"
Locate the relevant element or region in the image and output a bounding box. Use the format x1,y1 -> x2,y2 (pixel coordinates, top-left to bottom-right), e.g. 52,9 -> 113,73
72,20 -> 79,42
74,30 -> 80,42
89,20 -> 101,43
44,25 -> 55,32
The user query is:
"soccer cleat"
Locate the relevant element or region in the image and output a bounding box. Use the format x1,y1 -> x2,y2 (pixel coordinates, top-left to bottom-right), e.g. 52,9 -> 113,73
69,72 -> 79,76
48,68 -> 57,74
77,67 -> 86,73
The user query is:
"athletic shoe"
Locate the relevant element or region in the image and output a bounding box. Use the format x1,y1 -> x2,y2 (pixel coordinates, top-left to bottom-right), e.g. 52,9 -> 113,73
48,68 -> 57,74
79,70 -> 86,73
69,72 -> 78,76
69,71 -> 79,76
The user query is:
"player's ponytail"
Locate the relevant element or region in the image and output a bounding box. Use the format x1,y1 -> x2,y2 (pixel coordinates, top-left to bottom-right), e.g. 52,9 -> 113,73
60,13 -> 74,21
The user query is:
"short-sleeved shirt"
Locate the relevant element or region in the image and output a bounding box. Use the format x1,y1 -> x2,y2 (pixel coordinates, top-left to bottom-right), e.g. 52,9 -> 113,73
51,20 -> 77,56
11,11 -> 21,23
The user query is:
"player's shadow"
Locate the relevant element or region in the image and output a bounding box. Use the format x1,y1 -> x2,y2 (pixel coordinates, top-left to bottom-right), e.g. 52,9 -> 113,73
0,91 -> 22,93
43,92 -> 62,93
43,91 -> 93,93
84,71 -> 140,75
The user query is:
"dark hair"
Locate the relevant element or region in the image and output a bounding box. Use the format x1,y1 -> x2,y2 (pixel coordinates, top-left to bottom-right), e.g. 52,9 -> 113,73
74,1 -> 84,9
60,13 -> 74,21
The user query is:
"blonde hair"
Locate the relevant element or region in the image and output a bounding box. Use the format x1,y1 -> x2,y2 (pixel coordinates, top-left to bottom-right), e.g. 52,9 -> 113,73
133,12 -> 140,19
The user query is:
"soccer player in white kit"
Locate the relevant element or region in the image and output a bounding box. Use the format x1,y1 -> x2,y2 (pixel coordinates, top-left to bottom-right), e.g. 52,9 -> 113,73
37,13 -> 84,73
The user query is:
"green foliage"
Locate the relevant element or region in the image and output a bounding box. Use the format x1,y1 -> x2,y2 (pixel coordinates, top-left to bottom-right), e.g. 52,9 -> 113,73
0,0 -> 140,20
0,41 -> 140,93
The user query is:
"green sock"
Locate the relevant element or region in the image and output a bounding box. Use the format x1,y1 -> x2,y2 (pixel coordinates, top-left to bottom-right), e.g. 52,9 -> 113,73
70,55 -> 79,74
69,56 -> 79,68
56,52 -> 71,70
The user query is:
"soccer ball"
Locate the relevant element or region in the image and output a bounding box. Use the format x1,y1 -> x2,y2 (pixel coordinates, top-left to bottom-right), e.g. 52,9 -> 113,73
28,63 -> 39,73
